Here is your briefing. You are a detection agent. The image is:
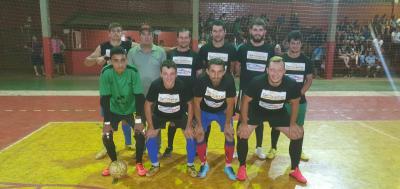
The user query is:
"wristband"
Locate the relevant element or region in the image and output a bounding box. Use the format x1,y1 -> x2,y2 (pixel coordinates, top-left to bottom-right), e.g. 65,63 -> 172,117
135,119 -> 142,124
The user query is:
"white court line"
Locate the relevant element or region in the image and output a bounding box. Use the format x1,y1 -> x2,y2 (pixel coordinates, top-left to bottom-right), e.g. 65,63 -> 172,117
358,121 -> 400,142
1,90 -> 400,96
0,121 -> 101,153
0,122 -> 52,154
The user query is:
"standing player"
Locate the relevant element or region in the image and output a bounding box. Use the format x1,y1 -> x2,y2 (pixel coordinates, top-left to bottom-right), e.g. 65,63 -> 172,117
236,56 -> 307,183
198,19 -> 239,146
99,47 -> 147,177
236,18 -> 274,159
144,60 -> 197,177
128,24 -> 167,156
267,31 -> 313,161
85,22 -> 135,160
193,58 -> 237,180
162,28 -> 202,158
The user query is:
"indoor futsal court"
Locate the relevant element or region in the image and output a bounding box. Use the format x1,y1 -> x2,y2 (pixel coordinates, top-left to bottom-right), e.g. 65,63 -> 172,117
1,0 -> 400,189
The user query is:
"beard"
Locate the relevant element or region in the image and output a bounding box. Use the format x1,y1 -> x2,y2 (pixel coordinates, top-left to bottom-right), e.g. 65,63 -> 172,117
251,35 -> 264,43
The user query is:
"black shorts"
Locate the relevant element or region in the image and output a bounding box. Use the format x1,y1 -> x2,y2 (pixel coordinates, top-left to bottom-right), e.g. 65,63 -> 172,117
31,55 -> 43,65
110,112 -> 134,131
53,53 -> 64,64
152,114 -> 188,130
248,108 -> 290,127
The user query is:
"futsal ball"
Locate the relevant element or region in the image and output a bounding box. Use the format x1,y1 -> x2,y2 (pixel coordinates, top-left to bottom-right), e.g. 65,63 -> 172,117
109,160 -> 128,179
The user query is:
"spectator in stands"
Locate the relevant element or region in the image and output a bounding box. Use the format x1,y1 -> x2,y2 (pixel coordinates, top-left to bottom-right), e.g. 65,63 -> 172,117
219,13 -> 228,22
365,50 -> 381,78
28,35 -> 44,76
338,40 -> 353,77
311,44 -> 324,78
51,34 -> 66,75
391,25 -> 400,65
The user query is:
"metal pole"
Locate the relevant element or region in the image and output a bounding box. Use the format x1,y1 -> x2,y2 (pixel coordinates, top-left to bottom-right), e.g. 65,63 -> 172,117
40,0 -> 53,79
325,0 -> 339,79
192,0 -> 199,51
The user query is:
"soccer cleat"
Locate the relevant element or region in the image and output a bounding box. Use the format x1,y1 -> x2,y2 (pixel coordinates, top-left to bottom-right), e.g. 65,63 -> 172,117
187,165 -> 198,178
146,165 -> 160,177
236,165 -> 247,181
224,166 -> 237,180
162,147 -> 173,158
95,148 -> 107,160
300,152 -> 310,161
102,168 -> 110,176
125,144 -> 135,150
266,148 -> 277,159
255,147 -> 267,159
197,164 -> 209,178
289,167 -> 307,184
136,163 -> 147,176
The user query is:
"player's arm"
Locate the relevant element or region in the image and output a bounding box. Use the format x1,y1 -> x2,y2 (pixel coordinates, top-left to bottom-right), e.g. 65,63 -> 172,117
288,97 -> 303,139
193,97 -> 203,129
225,97 -> 235,126
84,45 -> 106,67
144,100 -> 158,138
231,60 -> 240,76
100,95 -> 112,134
184,100 -> 195,138
301,74 -> 313,95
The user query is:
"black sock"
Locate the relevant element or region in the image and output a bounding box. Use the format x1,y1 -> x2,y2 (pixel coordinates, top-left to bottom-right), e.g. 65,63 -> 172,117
237,136 -> 249,166
271,128 -> 280,149
289,138 -> 303,170
255,125 -> 264,148
204,125 -> 211,145
134,131 -> 145,163
167,125 -> 177,149
102,132 -> 117,162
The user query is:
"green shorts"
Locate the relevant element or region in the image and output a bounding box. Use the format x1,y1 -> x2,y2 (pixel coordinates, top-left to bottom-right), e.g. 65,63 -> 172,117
284,102 -> 307,126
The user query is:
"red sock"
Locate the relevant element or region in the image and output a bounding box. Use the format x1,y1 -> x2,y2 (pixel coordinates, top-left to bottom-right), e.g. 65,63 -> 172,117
225,140 -> 235,165
197,141 -> 207,164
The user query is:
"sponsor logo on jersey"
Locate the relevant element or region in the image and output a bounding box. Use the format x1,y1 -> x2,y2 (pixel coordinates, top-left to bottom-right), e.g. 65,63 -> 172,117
158,94 -> 180,103
286,74 -> 304,83
260,90 -> 286,101
177,68 -> 192,76
285,62 -> 305,71
208,52 -> 228,62
246,62 -> 266,72
204,98 -> 224,108
158,105 -> 180,113
247,51 -> 268,61
259,101 -> 284,110
173,56 -> 193,65
205,87 -> 226,100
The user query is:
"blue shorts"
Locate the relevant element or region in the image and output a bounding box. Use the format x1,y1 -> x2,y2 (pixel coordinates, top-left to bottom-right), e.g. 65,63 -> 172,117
201,110 -> 232,132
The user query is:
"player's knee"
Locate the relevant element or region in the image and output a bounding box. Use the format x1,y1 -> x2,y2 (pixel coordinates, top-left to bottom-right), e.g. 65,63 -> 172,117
102,132 -> 114,144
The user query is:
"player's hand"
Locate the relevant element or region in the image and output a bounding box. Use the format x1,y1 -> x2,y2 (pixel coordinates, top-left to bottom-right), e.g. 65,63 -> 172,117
238,123 -> 251,139
96,56 -> 106,66
224,124 -> 234,138
184,126 -> 195,139
146,128 -> 158,138
289,123 -> 303,140
134,123 -> 145,135
194,125 -> 204,137
169,121 -> 176,128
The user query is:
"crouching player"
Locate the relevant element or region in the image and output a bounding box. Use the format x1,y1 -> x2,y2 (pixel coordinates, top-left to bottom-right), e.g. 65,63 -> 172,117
144,60 -> 197,177
193,58 -> 236,180
100,47 -> 147,177
236,56 -> 307,183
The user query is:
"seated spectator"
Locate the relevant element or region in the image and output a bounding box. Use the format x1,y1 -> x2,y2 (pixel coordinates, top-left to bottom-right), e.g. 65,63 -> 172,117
337,41 -> 353,77
311,44 -> 324,78
365,51 -> 381,78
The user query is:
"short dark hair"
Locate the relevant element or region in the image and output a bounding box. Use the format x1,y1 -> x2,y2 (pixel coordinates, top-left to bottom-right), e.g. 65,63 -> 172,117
211,19 -> 226,31
110,46 -> 126,57
249,18 -> 266,29
207,58 -> 225,70
160,59 -> 177,71
139,23 -> 153,35
287,30 -> 303,42
109,22 -> 122,31
177,28 -> 191,37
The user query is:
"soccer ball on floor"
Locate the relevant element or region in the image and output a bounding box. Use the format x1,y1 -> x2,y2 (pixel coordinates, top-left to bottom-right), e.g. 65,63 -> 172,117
109,160 -> 128,179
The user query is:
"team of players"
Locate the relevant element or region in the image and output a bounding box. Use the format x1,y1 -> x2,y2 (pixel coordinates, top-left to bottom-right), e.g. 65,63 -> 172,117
93,18 -> 313,184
